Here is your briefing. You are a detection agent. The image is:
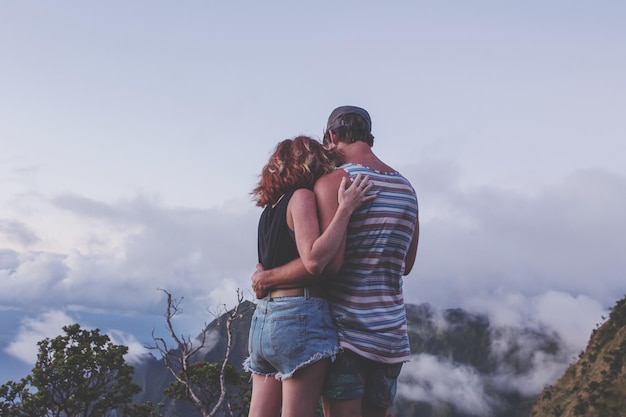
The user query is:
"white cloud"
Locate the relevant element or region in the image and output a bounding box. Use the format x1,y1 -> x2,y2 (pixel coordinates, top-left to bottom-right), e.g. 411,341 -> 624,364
463,290 -> 607,355
6,310 -> 163,369
107,329 -> 153,365
491,349 -> 571,398
486,321 -> 574,397
5,310 -> 75,365
193,329 -> 223,359
399,354 -> 498,416
0,194 -> 259,316
0,219 -> 39,247
403,167 -> 626,312
531,291 -> 606,350
0,252 -> 70,306
460,289 -> 607,398
398,293 -> 607,412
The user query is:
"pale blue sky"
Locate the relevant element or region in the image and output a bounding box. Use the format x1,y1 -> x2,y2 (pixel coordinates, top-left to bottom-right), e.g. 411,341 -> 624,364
1,1 -> 625,400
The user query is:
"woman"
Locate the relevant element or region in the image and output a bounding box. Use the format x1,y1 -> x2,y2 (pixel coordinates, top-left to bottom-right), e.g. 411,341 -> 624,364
245,135 -> 375,417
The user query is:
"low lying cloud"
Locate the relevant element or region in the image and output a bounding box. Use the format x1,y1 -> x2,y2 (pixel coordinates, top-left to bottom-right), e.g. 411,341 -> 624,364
108,329 -> 153,365
0,194 -> 259,316
397,290 -> 609,415
399,354 -> 498,416
464,290 -> 606,351
398,337 -> 569,415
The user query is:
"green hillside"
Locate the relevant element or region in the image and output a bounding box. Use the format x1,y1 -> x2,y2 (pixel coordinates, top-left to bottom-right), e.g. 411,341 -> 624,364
530,295 -> 626,417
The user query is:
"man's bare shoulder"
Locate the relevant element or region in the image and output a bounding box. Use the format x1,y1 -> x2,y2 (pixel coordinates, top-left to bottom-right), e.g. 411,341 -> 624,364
314,169 -> 348,193
291,187 -> 315,198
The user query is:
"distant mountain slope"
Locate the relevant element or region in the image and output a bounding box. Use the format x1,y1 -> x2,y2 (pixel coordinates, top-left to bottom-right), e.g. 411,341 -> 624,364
132,300 -> 255,416
392,303 -> 561,417
133,301 -> 568,417
530,295 -> 626,417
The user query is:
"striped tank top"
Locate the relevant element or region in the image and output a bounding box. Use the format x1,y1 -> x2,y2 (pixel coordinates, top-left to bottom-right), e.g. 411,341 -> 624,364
324,163 -> 418,363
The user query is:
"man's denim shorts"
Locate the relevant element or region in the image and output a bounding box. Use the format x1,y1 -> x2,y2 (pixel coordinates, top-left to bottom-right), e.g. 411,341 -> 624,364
322,349 -> 403,409
244,295 -> 339,380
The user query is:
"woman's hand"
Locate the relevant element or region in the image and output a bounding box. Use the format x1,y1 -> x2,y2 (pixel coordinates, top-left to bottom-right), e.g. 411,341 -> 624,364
337,173 -> 377,214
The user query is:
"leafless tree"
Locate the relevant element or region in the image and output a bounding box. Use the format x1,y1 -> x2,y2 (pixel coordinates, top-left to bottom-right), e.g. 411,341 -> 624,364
147,289 -> 250,417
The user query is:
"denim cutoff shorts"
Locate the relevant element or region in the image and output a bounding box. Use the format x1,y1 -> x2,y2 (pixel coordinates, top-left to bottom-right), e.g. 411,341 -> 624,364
244,296 -> 339,380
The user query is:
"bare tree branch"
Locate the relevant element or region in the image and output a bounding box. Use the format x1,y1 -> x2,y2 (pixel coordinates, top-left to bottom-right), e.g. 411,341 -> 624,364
211,289 -> 245,417
146,288 -> 251,417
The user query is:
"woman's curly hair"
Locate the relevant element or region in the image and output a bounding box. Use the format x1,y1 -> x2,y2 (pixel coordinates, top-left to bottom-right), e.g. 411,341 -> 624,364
252,135 -> 342,207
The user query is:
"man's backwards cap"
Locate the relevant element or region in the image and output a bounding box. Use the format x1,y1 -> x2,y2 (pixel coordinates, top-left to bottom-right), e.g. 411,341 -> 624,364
326,106 -> 372,132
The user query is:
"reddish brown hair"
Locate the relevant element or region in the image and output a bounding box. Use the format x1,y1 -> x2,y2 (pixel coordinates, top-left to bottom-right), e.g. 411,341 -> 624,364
252,135 -> 342,207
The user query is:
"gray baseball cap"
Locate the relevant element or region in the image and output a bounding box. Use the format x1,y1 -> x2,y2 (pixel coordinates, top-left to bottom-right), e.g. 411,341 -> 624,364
326,106 -> 372,132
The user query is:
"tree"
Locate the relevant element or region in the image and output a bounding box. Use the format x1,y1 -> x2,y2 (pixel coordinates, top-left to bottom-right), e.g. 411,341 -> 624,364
0,324 -> 161,417
164,361 -> 249,417
147,289 -> 252,417
0,379 -> 39,417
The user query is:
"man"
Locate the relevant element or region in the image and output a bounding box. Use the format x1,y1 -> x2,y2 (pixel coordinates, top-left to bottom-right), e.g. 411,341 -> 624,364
252,106 -> 419,417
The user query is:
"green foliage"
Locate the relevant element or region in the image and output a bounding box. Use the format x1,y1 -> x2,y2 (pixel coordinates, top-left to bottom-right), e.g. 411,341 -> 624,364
0,323 -> 161,417
0,379 -> 40,417
164,361 -> 250,417
550,404 -> 564,416
594,294 -> 626,351
125,401 -> 165,417
530,294 -> 626,417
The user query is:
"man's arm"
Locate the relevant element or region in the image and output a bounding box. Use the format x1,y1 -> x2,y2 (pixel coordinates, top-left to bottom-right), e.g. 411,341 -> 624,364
251,259 -> 316,298
403,217 -> 420,276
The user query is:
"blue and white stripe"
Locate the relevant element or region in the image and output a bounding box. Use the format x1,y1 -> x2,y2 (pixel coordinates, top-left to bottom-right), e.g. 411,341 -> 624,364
325,163 -> 418,363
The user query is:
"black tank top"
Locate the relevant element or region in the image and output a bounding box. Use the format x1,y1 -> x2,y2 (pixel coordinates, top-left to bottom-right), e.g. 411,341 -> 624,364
257,189 -> 299,269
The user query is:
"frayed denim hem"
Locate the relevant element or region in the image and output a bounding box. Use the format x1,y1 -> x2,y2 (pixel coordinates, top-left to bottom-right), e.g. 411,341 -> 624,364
243,346 -> 341,381
243,357 -> 270,375
277,346 -> 341,380
243,358 -> 277,381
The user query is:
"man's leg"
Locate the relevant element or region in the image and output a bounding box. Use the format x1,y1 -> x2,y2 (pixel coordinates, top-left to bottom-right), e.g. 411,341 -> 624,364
281,359 -> 330,417
248,373 -> 282,417
321,350 -> 365,417
362,402 -> 389,417
322,397 -> 362,417
362,361 -> 403,417
322,395 -> 390,417
322,351 -> 402,417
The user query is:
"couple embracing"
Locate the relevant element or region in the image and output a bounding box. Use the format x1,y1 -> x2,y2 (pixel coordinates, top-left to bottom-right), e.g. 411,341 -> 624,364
245,106 -> 420,417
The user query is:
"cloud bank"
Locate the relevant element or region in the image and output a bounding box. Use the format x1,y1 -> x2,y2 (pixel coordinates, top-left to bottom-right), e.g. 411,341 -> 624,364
0,194 -> 259,316
1,164 -> 625,392
397,291 -> 605,415
402,164 -> 626,311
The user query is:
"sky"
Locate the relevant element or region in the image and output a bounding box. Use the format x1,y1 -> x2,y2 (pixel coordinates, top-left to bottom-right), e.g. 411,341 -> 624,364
1,0 -> 625,408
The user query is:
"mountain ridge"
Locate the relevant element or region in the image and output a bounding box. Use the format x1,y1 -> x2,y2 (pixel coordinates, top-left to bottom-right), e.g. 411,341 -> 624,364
133,300 -> 571,417
530,294 -> 626,417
